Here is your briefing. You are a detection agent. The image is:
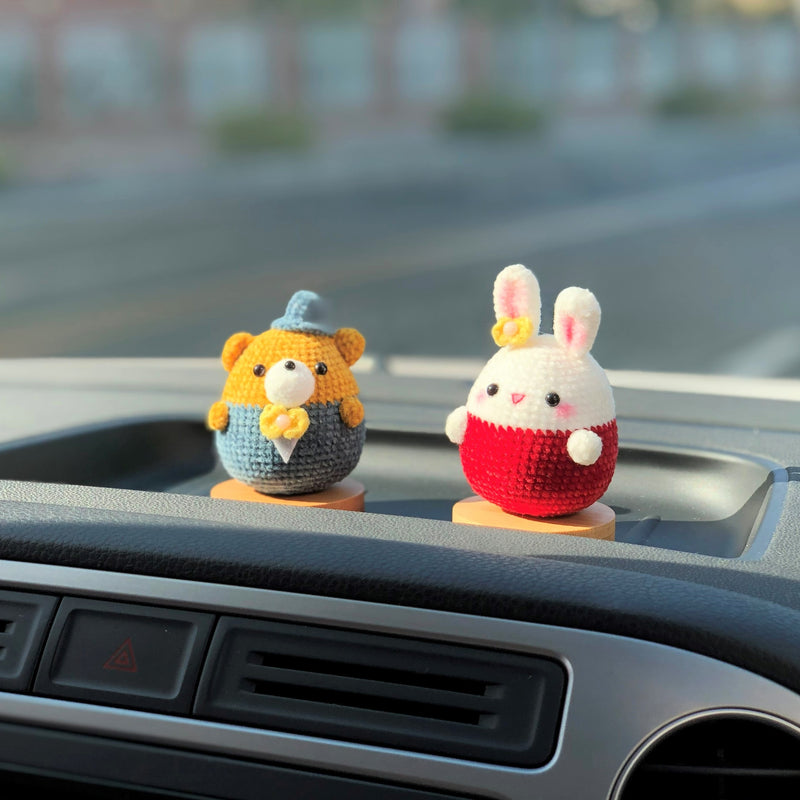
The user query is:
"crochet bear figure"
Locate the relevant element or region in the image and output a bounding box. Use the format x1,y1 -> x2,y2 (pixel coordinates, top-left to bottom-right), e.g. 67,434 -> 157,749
446,264 -> 617,518
208,290 -> 366,495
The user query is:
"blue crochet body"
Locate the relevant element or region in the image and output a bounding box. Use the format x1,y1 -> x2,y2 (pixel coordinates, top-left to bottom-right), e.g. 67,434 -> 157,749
216,401 -> 365,495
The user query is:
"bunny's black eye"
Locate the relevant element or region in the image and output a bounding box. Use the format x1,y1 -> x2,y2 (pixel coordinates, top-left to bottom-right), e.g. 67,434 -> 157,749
253,364 -> 266,377
284,360 -> 296,371
486,383 -> 499,396
545,392 -> 560,407
315,362 -> 328,375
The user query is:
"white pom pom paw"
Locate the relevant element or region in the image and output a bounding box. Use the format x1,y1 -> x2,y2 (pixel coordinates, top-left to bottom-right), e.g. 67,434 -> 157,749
567,429 -> 602,466
445,406 -> 468,445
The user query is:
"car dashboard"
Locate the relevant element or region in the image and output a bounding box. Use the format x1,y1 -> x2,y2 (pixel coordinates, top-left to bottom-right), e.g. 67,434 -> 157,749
0,357 -> 798,799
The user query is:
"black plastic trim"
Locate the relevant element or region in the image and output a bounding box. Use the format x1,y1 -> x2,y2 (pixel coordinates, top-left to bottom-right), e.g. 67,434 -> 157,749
0,721 -> 473,800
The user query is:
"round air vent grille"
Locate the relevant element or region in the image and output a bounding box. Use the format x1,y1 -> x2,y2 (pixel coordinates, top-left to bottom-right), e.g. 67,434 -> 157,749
617,712 -> 800,800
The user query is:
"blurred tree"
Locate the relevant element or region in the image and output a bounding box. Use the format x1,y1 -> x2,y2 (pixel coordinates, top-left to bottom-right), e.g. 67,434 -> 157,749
247,0 -> 375,17
452,0 -> 543,18
661,0 -> 793,16
441,92 -> 546,136
653,83 -> 755,115
727,0 -> 792,14
210,107 -> 314,153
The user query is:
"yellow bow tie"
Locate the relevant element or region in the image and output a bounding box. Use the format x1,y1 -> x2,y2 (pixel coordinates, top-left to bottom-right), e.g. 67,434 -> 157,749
259,404 -> 310,441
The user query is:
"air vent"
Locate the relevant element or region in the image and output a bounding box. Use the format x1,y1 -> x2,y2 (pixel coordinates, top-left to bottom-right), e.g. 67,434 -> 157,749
195,617 -> 566,766
0,591 -> 58,691
617,713 -> 800,799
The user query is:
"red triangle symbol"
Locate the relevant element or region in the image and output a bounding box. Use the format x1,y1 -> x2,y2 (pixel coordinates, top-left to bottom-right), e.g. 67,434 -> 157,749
103,637 -> 138,673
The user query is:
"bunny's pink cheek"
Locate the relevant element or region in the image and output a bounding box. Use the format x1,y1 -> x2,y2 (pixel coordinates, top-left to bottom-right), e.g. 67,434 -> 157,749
555,403 -> 575,420
474,390 -> 487,404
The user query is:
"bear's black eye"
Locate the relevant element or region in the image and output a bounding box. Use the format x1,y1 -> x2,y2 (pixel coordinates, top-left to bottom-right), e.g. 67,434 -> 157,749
486,383 -> 499,396
545,392 -> 560,407
284,360 -> 296,371
253,364 -> 266,377
315,362 -> 328,375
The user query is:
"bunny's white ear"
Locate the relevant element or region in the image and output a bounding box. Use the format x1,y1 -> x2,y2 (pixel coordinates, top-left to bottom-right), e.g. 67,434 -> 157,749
553,286 -> 601,357
491,264 -> 540,347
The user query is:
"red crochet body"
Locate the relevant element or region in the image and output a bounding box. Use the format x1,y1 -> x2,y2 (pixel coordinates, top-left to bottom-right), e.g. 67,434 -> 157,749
460,414 -> 618,518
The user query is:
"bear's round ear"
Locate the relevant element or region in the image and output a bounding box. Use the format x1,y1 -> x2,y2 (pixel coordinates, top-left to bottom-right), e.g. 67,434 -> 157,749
553,287 -> 601,357
334,328 -> 365,367
221,332 -> 254,372
492,264 -> 540,347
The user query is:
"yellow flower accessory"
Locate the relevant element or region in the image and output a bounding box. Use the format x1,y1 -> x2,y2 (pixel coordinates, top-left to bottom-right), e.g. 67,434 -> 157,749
491,316 -> 533,347
259,404 -> 310,440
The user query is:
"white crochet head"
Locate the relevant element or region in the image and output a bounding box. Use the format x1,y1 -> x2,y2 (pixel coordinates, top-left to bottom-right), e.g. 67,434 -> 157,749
465,265 -> 615,433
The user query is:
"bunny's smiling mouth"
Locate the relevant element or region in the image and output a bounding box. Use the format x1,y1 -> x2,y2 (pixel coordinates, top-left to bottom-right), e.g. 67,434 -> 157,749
511,393 -> 526,405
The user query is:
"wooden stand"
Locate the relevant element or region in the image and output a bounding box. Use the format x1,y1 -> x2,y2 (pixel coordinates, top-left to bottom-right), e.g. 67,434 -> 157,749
452,497 -> 615,540
210,477 -> 365,511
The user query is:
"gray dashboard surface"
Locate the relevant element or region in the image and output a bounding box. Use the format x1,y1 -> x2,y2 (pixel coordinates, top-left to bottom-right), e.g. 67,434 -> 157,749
0,359 -> 798,692
0,418 -> 777,558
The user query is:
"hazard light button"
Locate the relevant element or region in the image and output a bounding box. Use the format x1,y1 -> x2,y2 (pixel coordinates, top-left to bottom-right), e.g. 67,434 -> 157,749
34,598 -> 214,714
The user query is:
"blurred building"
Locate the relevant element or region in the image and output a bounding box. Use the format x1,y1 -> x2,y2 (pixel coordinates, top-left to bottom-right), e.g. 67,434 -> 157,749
0,0 -> 797,134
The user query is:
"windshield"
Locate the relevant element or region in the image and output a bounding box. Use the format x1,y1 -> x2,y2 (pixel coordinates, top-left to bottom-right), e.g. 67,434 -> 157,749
0,0 -> 798,378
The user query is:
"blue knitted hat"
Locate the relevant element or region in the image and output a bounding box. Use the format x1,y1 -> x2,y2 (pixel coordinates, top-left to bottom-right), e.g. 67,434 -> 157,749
270,290 -> 333,335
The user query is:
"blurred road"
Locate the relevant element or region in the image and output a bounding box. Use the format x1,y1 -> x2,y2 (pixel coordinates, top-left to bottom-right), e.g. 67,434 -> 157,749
1,115 -> 800,377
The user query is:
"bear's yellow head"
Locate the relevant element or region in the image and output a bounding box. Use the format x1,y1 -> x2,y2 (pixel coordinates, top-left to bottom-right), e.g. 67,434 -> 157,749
218,291 -> 365,408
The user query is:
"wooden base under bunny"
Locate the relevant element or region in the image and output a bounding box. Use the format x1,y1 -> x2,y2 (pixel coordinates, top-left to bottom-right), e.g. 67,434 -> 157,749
452,497 -> 615,540
210,477 -> 365,511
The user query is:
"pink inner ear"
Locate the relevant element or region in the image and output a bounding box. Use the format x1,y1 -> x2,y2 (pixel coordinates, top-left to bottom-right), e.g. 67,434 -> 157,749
563,317 -> 574,344
562,316 -> 587,351
499,280 -> 520,319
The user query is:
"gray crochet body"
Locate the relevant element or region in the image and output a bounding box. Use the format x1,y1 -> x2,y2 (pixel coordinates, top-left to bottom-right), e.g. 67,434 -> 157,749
216,401 -> 365,495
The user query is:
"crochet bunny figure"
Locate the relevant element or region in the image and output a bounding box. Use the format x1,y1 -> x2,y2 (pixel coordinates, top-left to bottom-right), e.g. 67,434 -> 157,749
208,290 -> 366,495
446,264 -> 617,518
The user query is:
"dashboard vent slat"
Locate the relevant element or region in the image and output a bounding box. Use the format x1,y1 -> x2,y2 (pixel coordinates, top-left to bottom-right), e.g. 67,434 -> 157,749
243,678 -> 493,726
642,764 -> 800,779
241,668 -> 500,718
195,617 -> 566,767
619,715 -> 800,800
246,650 -> 494,696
